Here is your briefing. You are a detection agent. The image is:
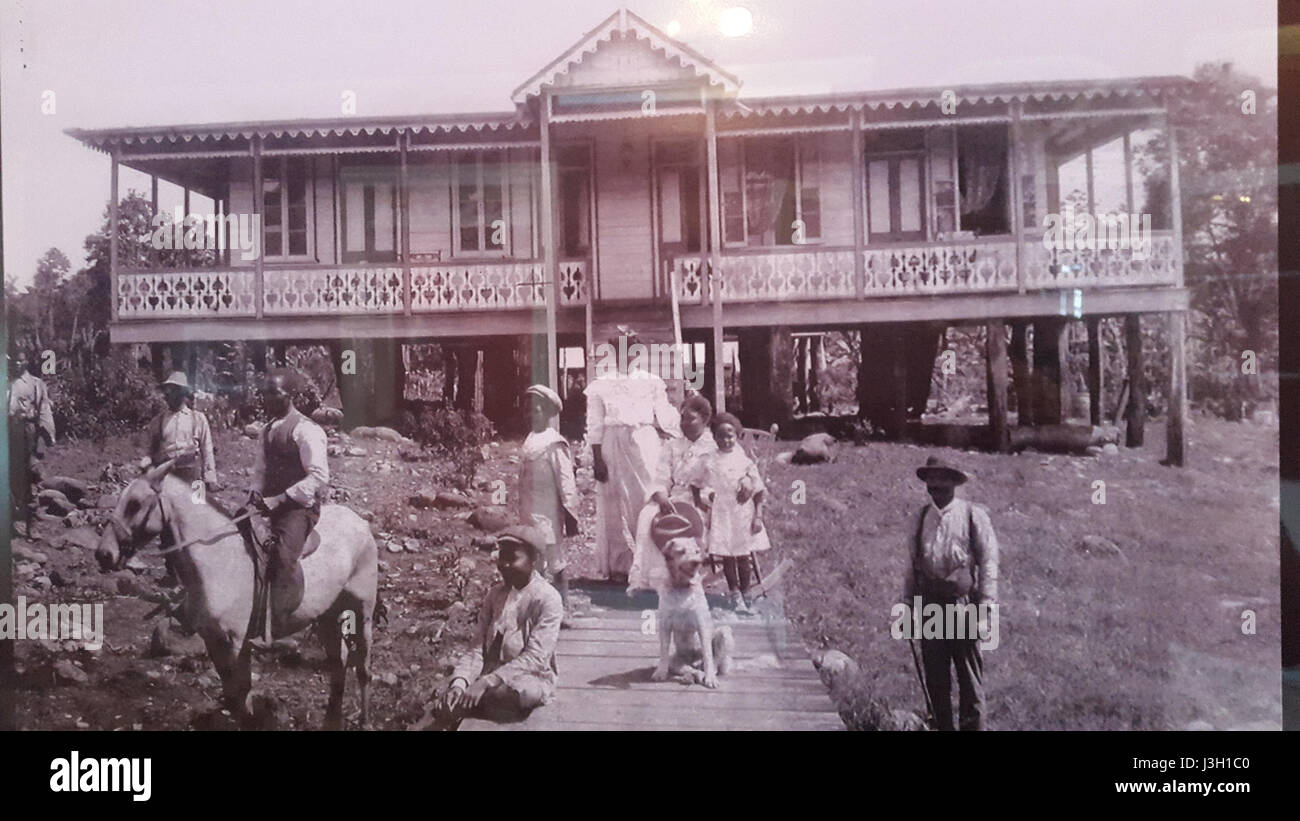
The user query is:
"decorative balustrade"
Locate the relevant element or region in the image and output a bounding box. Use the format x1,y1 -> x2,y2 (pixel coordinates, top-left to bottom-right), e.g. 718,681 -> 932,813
409,260 -> 587,312
116,269 -> 258,318
863,241 -> 1018,295
1023,230 -> 1179,289
264,267 -> 404,315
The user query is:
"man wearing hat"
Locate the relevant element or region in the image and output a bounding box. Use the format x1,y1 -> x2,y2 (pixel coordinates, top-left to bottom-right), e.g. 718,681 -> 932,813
901,455 -> 1000,731
435,524 -> 563,726
141,371 -> 218,488
8,347 -> 56,537
518,383 -> 580,617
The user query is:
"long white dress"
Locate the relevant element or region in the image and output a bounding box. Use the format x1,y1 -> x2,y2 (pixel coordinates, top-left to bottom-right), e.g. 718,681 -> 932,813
626,432 -> 717,594
584,371 -> 681,579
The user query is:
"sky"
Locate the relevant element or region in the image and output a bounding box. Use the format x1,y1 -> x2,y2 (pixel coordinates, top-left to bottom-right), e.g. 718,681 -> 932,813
0,0 -> 1277,287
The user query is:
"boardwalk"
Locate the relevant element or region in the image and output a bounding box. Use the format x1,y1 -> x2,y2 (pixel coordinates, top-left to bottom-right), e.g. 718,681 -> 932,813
463,585 -> 844,731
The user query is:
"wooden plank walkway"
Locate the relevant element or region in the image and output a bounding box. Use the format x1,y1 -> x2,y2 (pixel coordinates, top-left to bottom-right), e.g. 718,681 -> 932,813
462,589 -> 843,731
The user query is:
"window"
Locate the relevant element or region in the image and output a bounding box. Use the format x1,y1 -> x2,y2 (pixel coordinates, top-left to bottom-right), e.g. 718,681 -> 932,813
655,141 -> 701,253
453,151 -> 507,256
722,136 -> 821,246
340,163 -> 397,263
263,157 -> 310,258
557,144 -> 591,258
866,153 -> 926,242
956,125 -> 1010,236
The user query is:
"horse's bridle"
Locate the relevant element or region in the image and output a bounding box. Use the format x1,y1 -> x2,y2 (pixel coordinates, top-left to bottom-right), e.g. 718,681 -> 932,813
106,491 -> 166,549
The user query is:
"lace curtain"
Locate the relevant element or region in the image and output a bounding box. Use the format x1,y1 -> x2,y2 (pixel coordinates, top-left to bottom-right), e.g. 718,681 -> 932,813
960,130 -> 1005,217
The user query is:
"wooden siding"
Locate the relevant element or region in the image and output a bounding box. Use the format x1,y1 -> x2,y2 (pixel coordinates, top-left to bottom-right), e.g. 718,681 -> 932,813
590,120 -> 655,300
549,36 -> 700,91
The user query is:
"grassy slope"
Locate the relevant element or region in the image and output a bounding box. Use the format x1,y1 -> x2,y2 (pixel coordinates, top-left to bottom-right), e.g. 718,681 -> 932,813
770,416 -> 1280,730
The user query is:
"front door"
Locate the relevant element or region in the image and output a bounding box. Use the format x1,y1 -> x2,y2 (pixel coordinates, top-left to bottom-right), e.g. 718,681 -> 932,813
654,140 -> 703,297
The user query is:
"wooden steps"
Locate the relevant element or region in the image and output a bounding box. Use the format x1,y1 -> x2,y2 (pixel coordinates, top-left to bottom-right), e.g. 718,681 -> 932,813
461,601 -> 843,732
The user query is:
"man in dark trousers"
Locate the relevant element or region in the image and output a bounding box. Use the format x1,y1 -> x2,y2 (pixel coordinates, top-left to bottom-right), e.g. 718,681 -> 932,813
248,369 -> 329,637
901,456 -> 1000,731
8,348 -> 55,537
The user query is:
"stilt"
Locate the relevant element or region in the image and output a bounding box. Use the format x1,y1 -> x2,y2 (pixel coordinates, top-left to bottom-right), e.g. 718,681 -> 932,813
1166,311 -> 1187,466
985,321 -> 1010,452
808,334 -> 823,413
1086,317 -> 1103,426
455,346 -> 478,412
149,342 -> 168,382
793,336 -> 808,414
904,323 -> 941,422
737,330 -> 767,427
442,346 -> 458,406
1124,314 -> 1146,447
889,342 -> 907,439
769,326 -> 794,432
1032,317 -> 1067,425
1009,321 -> 1033,426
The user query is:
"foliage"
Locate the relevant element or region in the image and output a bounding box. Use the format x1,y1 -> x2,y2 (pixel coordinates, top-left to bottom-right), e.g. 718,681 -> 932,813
46,348 -> 160,443
400,407 -> 496,489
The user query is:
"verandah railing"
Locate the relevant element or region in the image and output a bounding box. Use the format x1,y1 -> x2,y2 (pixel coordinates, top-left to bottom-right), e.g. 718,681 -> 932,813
113,259 -> 589,320
672,230 -> 1181,304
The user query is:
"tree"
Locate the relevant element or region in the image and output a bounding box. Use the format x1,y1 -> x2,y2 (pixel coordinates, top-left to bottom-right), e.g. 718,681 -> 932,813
1138,63 -> 1278,413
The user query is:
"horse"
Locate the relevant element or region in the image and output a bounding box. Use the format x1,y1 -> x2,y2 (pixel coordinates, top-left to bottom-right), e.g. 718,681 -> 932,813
95,460 -> 378,730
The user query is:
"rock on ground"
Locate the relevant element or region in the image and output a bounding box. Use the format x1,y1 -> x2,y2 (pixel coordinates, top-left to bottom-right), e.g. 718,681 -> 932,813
792,433 -> 837,465
467,505 -> 511,532
40,476 -> 90,503
350,426 -> 404,442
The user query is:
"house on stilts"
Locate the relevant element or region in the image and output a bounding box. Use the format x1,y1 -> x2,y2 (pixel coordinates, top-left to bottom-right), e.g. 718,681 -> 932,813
66,7 -> 1191,461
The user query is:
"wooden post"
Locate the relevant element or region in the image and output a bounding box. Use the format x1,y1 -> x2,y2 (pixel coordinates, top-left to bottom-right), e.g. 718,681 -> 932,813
769,326 -> 794,431
890,334 -> 908,439
1032,317 -> 1067,425
705,98 -> 726,413
1166,311 -> 1187,466
1124,314 -> 1146,447
399,132 -> 412,316
1086,316 -> 1103,425
1166,104 -> 1185,287
851,108 -> 866,298
252,136 -> 265,319
109,149 -> 120,322
151,174 -> 159,214
539,93 -> 559,393
986,321 -> 1009,452
809,333 -> 823,413
793,336 -> 807,413
1009,320 -> 1032,425
1009,101 -> 1026,293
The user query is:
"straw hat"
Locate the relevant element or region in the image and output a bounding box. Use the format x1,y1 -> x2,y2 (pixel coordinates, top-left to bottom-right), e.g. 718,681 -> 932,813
159,371 -> 192,394
915,455 -> 968,485
650,501 -> 705,550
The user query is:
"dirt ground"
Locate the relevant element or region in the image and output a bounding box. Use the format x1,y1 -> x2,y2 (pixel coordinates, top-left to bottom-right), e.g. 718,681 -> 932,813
8,413 -> 1281,730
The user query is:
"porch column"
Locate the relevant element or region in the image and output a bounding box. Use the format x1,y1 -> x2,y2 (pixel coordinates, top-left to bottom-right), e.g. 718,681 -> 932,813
252,136 -> 265,320
1010,101 -> 1026,293
793,336 -> 808,413
399,132 -> 412,316
539,93 -> 559,392
1124,314 -> 1146,447
1009,320 -> 1033,425
851,109 -> 866,298
1086,316 -> 1103,425
808,333 -> 823,413
109,148 -> 120,322
769,326 -> 794,431
1032,317 -> 1067,424
705,98 -> 726,412
986,321 -> 1010,452
1167,312 -> 1187,466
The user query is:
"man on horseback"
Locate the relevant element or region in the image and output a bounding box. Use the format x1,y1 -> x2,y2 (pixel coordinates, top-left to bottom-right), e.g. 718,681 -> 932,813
248,369 -> 330,637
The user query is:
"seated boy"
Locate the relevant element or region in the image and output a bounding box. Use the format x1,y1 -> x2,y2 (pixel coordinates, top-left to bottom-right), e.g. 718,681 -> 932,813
433,525 -> 563,726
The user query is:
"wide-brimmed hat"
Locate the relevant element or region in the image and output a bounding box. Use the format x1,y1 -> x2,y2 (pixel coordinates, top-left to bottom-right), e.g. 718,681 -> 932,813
525,384 -> 563,414
650,501 -> 705,550
915,456 -> 968,485
495,524 -> 546,559
159,371 -> 192,394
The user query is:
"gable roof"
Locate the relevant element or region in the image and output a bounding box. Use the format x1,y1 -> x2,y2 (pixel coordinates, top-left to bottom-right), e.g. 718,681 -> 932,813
511,7 -> 741,104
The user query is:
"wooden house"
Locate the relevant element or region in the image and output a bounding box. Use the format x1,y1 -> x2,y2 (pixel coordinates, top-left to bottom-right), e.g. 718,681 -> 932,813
67,8 -> 1190,459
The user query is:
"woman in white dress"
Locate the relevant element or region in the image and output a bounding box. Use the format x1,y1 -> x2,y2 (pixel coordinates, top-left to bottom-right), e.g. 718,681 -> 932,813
627,394 -> 717,594
585,329 -> 681,582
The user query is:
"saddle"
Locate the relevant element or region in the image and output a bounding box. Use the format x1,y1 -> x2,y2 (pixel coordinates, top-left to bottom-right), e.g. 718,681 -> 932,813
235,511 -> 323,643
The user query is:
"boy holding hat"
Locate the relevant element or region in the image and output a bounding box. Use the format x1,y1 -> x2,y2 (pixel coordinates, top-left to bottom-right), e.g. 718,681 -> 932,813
518,384 -> 580,617
436,525 -> 563,725
901,455 -> 1000,731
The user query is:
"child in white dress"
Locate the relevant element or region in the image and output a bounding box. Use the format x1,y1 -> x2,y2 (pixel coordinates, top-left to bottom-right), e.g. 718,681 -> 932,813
689,412 -> 771,612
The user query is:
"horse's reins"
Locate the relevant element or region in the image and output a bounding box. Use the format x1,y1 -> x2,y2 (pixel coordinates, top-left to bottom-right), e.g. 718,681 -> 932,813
109,494 -> 258,555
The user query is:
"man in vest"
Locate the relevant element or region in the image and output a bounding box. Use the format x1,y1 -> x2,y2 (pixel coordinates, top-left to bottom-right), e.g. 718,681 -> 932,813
900,456 -> 1000,731
8,347 -> 56,537
248,369 -> 330,632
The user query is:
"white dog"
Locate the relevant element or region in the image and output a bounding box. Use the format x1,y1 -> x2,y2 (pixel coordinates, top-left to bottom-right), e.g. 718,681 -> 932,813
652,537 -> 734,688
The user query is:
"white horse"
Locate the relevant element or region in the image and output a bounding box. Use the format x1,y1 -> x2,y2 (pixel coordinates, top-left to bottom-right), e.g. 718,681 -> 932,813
96,460 -> 378,729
